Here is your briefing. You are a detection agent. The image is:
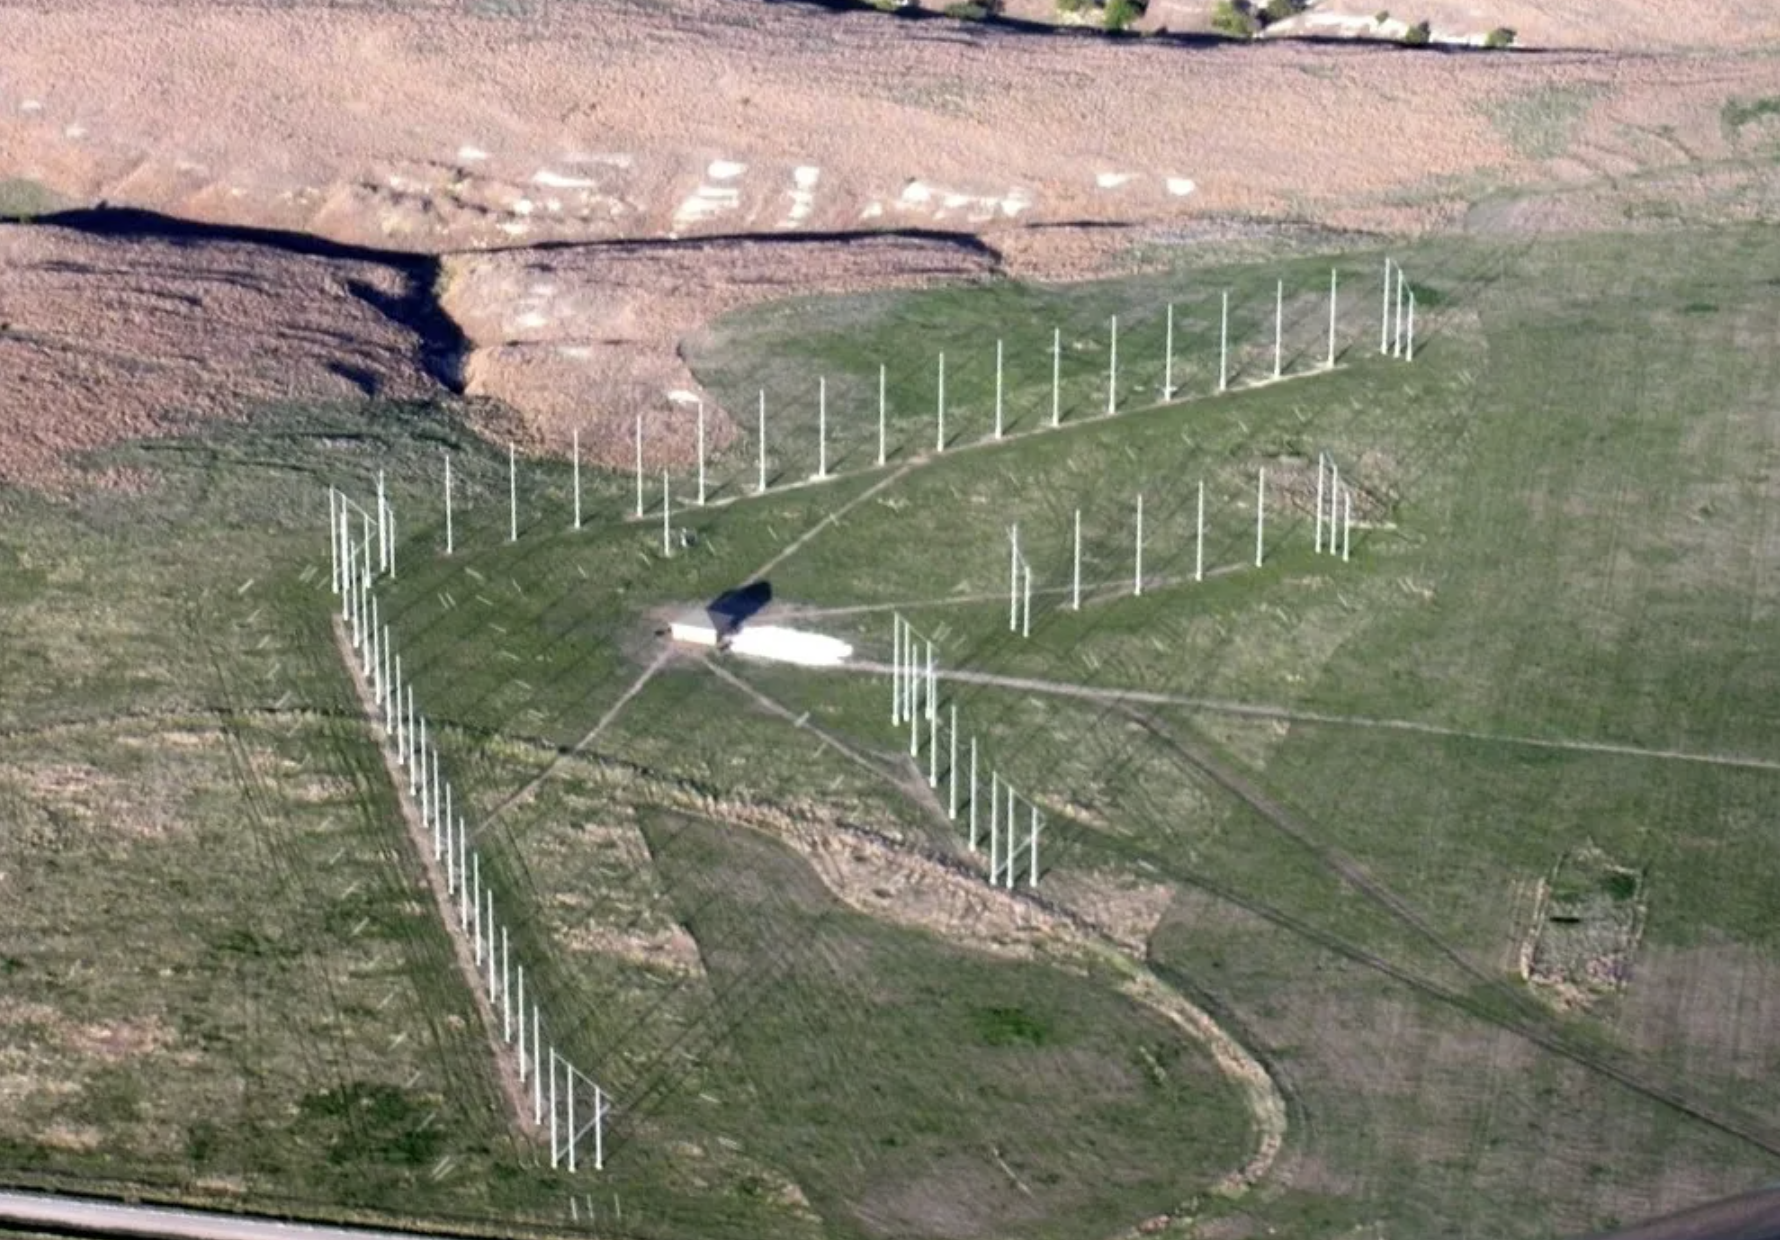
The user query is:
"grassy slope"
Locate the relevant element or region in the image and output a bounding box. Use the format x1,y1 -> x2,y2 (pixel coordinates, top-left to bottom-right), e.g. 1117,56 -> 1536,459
667,227 -> 1780,1237
8,224 -> 1780,1239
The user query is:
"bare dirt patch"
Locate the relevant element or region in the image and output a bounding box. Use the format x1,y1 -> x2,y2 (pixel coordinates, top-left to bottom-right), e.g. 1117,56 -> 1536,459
444,234 -> 997,468
1519,844 -> 1647,1011
0,224 -> 442,488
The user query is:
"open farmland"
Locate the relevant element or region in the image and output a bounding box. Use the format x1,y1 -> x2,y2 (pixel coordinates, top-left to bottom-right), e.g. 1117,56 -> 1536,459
5,220 -> 1780,1240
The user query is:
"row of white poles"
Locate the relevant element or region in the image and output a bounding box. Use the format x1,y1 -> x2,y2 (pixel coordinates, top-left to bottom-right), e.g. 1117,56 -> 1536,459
371,263 -> 1418,556
891,615 -> 1043,888
330,486 -> 609,1173
1312,453 -> 1355,562
623,268 -> 1399,518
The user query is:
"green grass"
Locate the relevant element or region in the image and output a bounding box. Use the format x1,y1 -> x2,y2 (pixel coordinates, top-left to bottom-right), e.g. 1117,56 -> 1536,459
1481,83 -> 1608,160
11,222 -> 1780,1240
1722,95 -> 1780,135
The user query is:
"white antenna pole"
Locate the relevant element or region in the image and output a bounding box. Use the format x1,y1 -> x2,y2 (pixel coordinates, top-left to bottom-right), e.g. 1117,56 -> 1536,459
367,598 -> 380,701
549,1049 -> 559,1167
994,339 -> 1005,439
406,686 -> 417,786
532,1005 -> 543,1124
634,414 -> 645,518
1382,257 -> 1393,354
517,966 -> 527,1079
1163,303 -> 1175,401
1134,493 -> 1144,596
1106,314 -> 1118,415
1219,291 -> 1230,392
508,443 -> 517,543
909,635 -> 920,757
1072,508 -> 1082,611
969,737 -> 979,850
661,471 -> 671,557
697,400 -> 707,502
471,852 -> 482,965
1051,327 -> 1062,427
377,470 -> 388,572
485,888 -> 496,996
1343,487 -> 1353,562
441,781 -> 450,863
1330,461 -> 1340,547
501,925 -> 511,1042
891,615 -> 901,725
1327,267 -> 1339,368
1407,290 -> 1416,361
1255,468 -> 1266,567
1022,564 -> 1032,638
445,807 -> 456,894
878,363 -> 888,467
1005,787 -> 1016,890
949,703 -> 959,819
429,746 -> 440,851
926,642 -> 936,723
816,379 -> 827,479
1274,279 -> 1284,379
594,1084 -> 606,1173
936,352 -> 946,452
989,774 -> 999,879
1394,266 -> 1405,358
1315,452 -> 1326,554
394,655 -> 405,764
458,817 -> 467,931
566,1062 -> 576,1175
927,644 -> 938,788
757,391 -> 767,494
443,453 -> 454,555
1195,479 -> 1205,583
1009,525 -> 1020,633
328,488 -> 340,594
1028,805 -> 1039,886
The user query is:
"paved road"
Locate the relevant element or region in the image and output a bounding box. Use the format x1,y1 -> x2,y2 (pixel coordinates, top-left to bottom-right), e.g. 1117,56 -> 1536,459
0,1189 -> 452,1240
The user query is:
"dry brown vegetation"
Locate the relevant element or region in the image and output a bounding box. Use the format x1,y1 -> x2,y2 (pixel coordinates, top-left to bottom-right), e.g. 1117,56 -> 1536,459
1,0 -> 1777,488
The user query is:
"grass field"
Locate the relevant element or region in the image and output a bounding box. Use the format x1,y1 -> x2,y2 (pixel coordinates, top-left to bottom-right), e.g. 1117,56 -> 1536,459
7,223 -> 1780,1239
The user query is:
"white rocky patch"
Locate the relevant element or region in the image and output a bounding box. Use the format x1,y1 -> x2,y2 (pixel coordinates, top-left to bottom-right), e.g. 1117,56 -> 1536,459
532,169 -> 599,190
781,165 -> 821,227
20,100 -> 43,113
457,145 -> 489,162
672,183 -> 742,231
1166,177 -> 1197,197
1096,172 -> 1134,188
706,159 -> 747,181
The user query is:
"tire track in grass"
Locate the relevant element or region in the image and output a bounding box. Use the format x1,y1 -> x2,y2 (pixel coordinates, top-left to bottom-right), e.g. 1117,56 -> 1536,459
1117,704 -> 1780,1161
289,602 -> 506,1139
472,647 -> 674,842
189,595 -> 372,1178
696,661 -> 1290,1198
820,660 -> 1780,774
328,611 -> 536,1135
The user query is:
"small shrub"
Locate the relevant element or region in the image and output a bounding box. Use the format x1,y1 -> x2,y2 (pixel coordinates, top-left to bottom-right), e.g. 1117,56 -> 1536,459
943,0 -> 988,16
1374,9 -> 1390,23
1211,0 -> 1260,36
1483,25 -> 1516,47
1260,0 -> 1306,21
1103,0 -> 1142,30
1401,18 -> 1431,44
1056,0 -> 1088,12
